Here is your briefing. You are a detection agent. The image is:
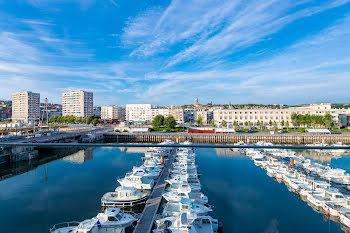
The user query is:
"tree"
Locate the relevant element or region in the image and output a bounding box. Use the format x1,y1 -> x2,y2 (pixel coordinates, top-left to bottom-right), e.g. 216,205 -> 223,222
259,121 -> 264,130
234,121 -> 239,130
164,115 -> 176,129
273,121 -> 277,129
305,114 -> 312,128
286,121 -> 289,130
244,121 -> 248,127
222,120 -> 227,127
86,115 -> 94,124
248,121 -> 252,129
196,115 -> 203,126
297,114 -> 305,128
324,113 -> 333,129
152,114 -> 164,128
311,114 -> 317,128
92,118 -> 99,126
269,120 -> 272,127
291,113 -> 299,128
281,120 -> 285,127
210,119 -> 215,128
338,120 -> 343,129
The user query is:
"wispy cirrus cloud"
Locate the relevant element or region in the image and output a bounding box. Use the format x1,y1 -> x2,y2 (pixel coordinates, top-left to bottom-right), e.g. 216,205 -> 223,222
121,0 -> 350,68
134,14 -> 350,104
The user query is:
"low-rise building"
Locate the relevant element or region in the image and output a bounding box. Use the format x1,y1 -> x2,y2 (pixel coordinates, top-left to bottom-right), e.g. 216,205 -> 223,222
213,103 -> 350,127
126,104 -> 153,123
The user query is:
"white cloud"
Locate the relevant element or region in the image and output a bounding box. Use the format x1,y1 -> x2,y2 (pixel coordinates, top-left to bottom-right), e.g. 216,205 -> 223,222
121,0 -> 350,68
135,14 -> 350,105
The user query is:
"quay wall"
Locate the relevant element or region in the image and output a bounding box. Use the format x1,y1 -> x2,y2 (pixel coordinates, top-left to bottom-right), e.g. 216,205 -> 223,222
104,132 -> 350,145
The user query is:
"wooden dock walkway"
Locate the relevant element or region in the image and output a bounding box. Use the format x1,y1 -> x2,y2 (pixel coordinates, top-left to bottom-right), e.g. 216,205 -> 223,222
133,154 -> 175,233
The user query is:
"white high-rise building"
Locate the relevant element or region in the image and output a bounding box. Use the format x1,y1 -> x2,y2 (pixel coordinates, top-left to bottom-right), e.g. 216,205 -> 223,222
62,90 -> 93,117
101,105 -> 123,120
12,91 -> 40,123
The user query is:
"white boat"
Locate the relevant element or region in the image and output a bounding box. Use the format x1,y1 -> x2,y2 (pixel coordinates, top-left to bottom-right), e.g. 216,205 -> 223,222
118,172 -> 154,190
154,211 -> 219,233
50,208 -> 136,233
163,190 -> 208,205
101,186 -> 148,208
132,166 -> 160,180
163,198 -> 212,217
307,188 -> 344,208
340,213 -> 350,228
167,182 -> 201,193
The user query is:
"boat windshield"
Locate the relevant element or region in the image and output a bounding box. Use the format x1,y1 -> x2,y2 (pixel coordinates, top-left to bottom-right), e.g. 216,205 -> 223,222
116,214 -> 123,221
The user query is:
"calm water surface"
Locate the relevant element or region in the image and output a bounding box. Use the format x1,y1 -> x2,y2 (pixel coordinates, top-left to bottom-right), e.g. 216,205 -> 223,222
0,147 -> 350,233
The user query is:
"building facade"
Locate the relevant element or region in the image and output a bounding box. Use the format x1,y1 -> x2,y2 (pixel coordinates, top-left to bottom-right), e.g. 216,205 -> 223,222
101,105 -> 123,120
126,104 -> 153,122
62,90 -> 93,117
213,103 -> 350,127
126,104 -> 185,124
170,106 -> 185,124
12,91 -> 40,123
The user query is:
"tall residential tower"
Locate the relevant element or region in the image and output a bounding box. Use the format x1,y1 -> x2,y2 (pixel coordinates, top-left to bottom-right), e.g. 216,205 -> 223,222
62,90 -> 93,117
12,91 -> 40,123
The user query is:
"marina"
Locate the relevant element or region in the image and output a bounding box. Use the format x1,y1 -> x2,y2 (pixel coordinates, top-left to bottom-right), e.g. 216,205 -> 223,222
1,144 -> 350,232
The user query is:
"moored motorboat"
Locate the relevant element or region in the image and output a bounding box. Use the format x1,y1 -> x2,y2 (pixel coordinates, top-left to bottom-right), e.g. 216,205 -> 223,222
101,186 -> 148,208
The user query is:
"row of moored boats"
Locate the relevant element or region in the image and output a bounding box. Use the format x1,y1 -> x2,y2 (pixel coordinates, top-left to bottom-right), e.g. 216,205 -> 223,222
153,144 -> 222,233
50,140 -> 221,233
241,141 -> 350,231
50,140 -> 176,233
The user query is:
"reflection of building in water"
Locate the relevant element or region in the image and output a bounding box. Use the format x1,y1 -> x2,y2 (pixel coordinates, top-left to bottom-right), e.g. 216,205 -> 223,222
296,150 -> 349,163
63,149 -> 93,163
214,148 -> 242,157
0,146 -> 38,163
118,147 -> 150,153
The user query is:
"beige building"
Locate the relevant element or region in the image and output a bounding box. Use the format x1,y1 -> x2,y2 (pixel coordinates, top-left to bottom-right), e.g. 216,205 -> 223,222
12,91 -> 40,123
213,103 -> 350,127
170,106 -> 185,124
101,105 -> 123,120
62,90 -> 93,117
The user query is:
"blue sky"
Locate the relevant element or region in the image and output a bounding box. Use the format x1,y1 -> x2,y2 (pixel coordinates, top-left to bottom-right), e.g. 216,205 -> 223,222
0,0 -> 350,106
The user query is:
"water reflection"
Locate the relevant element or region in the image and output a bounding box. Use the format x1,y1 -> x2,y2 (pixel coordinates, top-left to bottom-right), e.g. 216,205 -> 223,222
63,148 -> 94,164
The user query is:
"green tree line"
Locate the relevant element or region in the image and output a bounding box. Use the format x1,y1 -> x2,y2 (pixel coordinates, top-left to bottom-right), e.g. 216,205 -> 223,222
152,114 -> 177,129
290,113 -> 339,128
48,115 -> 100,125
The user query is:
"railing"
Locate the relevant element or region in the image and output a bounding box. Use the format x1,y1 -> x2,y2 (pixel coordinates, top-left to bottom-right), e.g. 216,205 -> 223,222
49,221 -> 80,233
0,142 -> 350,150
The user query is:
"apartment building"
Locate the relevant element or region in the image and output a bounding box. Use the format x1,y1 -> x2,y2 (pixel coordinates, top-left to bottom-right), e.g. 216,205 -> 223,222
126,104 -> 153,122
170,106 -> 185,124
126,104 -> 186,124
62,90 -> 93,117
101,105 -> 123,120
213,103 -> 350,127
12,91 -> 40,123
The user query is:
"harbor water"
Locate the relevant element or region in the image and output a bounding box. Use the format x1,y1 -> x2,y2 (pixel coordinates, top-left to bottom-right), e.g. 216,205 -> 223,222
0,146 -> 349,233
